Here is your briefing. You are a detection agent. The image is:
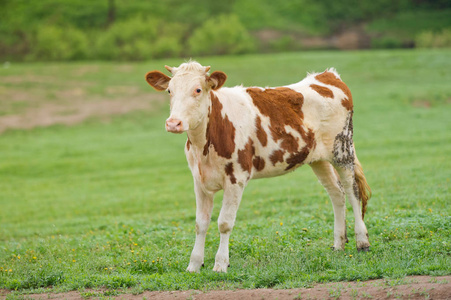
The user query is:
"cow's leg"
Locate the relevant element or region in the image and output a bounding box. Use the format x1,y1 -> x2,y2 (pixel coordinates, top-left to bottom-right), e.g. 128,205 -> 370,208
186,180 -> 214,272
334,165 -> 370,251
310,161 -> 348,250
213,183 -> 244,272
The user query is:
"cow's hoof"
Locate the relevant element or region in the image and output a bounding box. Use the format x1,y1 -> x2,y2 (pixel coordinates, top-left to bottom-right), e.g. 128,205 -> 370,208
186,262 -> 202,273
330,245 -> 345,251
213,262 -> 228,273
358,246 -> 370,252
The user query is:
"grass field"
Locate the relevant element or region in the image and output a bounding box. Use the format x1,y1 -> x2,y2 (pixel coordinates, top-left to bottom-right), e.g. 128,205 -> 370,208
0,49 -> 450,296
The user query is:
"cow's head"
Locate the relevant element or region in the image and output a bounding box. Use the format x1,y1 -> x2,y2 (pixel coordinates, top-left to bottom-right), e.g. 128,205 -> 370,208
145,61 -> 227,134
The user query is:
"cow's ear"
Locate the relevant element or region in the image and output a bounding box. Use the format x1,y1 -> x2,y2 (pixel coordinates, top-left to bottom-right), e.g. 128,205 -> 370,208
145,71 -> 171,91
207,71 -> 227,90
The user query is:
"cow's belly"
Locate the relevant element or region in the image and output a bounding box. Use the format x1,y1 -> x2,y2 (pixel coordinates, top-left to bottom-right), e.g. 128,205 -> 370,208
251,165 -> 295,179
250,148 -> 316,180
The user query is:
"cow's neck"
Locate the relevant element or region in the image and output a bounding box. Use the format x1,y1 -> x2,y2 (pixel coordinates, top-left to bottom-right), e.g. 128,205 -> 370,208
186,113 -> 209,153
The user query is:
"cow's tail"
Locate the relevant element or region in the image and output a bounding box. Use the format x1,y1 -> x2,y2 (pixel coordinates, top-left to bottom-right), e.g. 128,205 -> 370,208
354,153 -> 371,220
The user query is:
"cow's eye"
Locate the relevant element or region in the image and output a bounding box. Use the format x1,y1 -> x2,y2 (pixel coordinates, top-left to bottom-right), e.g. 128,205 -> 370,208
195,88 -> 202,94
167,89 -> 171,94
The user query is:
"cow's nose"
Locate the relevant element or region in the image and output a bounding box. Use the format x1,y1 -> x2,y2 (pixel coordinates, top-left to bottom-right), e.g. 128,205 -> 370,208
165,118 -> 184,133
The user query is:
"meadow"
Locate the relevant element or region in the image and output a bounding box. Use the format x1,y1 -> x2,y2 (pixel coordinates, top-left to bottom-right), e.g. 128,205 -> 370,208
0,49 -> 450,296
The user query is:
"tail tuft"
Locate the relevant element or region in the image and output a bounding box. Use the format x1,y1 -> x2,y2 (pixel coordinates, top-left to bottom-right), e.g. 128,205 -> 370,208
354,157 -> 371,219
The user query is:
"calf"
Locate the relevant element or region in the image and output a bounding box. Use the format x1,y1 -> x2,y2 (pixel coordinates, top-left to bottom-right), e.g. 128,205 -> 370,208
145,61 -> 371,273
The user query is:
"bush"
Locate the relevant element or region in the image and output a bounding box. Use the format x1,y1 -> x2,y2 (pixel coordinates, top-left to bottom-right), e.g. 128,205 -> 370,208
233,0 -> 328,35
188,14 -> 256,56
153,37 -> 183,59
95,17 -> 185,60
415,29 -> 451,48
28,25 -> 89,61
371,36 -> 404,49
95,17 -> 156,60
153,22 -> 186,58
269,36 -> 302,52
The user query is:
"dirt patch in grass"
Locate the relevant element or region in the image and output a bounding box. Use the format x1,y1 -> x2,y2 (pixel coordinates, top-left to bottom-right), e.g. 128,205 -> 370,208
0,98 -> 158,132
2,275 -> 449,300
0,67 -> 165,134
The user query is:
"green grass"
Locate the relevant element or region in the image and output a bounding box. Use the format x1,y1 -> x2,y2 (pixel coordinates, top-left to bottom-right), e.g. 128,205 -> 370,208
0,49 -> 450,295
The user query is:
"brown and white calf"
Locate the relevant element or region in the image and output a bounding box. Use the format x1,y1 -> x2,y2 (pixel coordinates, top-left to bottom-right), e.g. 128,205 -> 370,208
145,61 -> 371,273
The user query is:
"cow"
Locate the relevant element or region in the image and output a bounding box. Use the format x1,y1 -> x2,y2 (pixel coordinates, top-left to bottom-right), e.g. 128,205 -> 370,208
145,61 -> 371,273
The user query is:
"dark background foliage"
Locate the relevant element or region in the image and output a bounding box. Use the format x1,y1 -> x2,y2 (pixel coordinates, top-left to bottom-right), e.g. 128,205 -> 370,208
1,0 -> 450,61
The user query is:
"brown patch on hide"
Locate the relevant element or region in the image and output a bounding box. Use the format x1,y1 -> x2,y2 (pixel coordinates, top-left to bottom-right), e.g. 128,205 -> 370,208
203,92 -> 236,158
280,132 -> 299,153
286,128 -> 315,170
225,162 -> 237,184
247,87 -> 314,167
252,156 -> 265,171
255,116 -> 268,147
310,84 -> 334,98
341,98 -> 353,111
197,162 -> 203,179
186,138 -> 191,151
315,71 -> 353,111
269,150 -> 285,166
237,138 -> 255,174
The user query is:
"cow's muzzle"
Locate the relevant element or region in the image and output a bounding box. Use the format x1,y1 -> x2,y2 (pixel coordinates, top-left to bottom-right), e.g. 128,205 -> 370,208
165,118 -> 184,133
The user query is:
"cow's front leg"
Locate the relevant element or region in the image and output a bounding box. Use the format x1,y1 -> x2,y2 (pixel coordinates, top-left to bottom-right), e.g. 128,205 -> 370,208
186,180 -> 214,272
213,183 -> 244,273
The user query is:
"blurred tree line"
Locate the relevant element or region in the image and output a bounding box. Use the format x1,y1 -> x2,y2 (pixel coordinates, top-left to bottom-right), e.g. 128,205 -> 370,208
0,0 -> 450,61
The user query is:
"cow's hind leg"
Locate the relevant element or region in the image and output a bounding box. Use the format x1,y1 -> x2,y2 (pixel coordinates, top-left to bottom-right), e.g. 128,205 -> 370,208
310,161 -> 348,250
187,180 -> 214,272
334,164 -> 370,251
213,183 -> 244,273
